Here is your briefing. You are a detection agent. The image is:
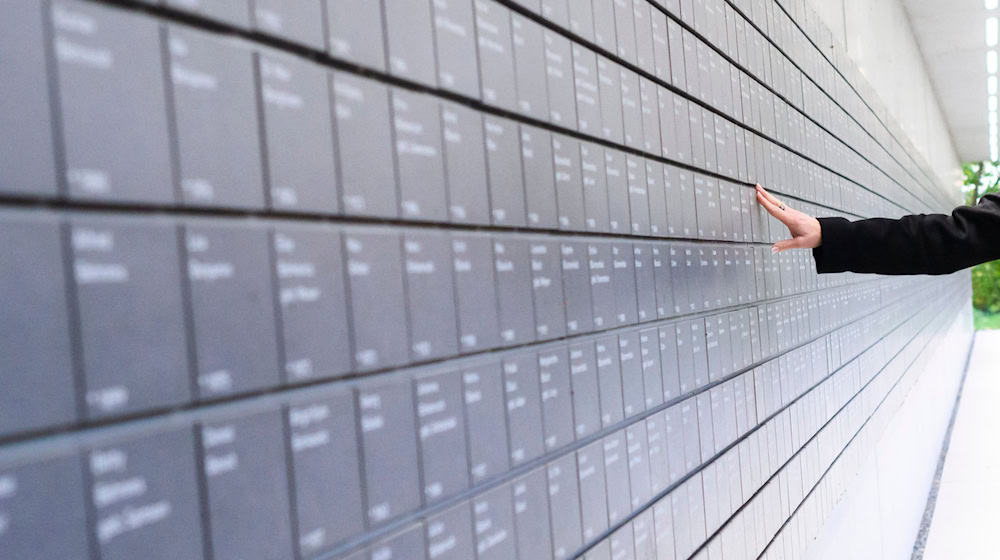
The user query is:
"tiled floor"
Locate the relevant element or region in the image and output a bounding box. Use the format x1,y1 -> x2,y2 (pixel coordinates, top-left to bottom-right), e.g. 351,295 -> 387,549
923,330 -> 1000,559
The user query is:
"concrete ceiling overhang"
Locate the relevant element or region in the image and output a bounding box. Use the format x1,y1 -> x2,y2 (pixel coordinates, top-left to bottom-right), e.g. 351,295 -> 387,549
904,0 -> 991,162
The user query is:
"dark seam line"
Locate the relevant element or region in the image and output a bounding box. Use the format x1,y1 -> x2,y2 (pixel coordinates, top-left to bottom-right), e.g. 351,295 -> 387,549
761,0 -> 944,195
315,283 -> 953,560
192,426 -> 216,560
490,0 -> 931,217
41,0 -> 69,199
600,0 -> 941,212
0,282 -> 949,560
0,271 -> 891,448
658,0 -> 945,211
70,0 -> 939,220
41,0 -> 90,425
0,182 -> 869,232
748,301 -> 965,560
27,2 -> 961,556
616,287 -> 961,555
909,324 -> 976,560
486,0 -> 931,218
49,0 -> 775,207
720,0 -> 947,207
715,0 -> 943,200
568,285 -> 962,558
668,0 -> 945,209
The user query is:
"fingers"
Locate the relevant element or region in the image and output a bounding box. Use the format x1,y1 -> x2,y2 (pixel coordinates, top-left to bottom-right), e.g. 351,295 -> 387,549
755,189 -> 779,214
756,184 -> 784,207
771,237 -> 809,253
757,184 -> 798,220
756,190 -> 792,225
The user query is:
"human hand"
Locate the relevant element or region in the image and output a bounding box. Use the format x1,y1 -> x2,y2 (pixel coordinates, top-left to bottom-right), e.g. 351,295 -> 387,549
755,184 -> 822,253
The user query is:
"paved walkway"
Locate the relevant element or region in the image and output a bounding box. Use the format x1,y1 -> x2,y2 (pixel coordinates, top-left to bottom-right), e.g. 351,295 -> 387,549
922,330 -> 1000,559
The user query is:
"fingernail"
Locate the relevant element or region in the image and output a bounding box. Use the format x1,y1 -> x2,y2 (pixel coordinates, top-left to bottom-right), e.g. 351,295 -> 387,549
770,246 -> 779,254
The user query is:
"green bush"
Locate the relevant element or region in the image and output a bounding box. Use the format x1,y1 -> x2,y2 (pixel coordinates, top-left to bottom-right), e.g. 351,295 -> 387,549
974,308 -> 1000,330
971,260 -> 1000,312
964,162 -> 1000,319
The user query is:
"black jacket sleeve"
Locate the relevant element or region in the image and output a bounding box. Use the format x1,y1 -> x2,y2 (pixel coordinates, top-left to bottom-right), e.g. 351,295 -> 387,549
812,193 -> 1000,275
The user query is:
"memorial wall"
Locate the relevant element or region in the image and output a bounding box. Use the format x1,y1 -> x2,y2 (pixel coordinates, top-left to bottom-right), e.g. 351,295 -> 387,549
0,1 -> 973,559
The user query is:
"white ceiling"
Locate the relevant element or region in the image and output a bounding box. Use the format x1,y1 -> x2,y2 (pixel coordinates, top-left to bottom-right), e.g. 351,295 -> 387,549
904,0 -> 991,162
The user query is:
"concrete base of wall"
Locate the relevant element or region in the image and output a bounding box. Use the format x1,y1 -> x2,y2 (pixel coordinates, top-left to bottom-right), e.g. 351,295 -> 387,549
805,306 -> 974,560
920,329 -> 1000,558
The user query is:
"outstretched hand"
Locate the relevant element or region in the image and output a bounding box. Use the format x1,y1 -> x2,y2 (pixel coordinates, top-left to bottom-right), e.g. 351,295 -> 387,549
755,184 -> 822,253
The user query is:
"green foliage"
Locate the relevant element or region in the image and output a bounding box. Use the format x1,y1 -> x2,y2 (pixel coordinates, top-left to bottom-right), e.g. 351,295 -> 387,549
973,308 -> 1000,330
962,161 -> 1000,206
965,161 -> 1000,321
972,260 -> 1000,312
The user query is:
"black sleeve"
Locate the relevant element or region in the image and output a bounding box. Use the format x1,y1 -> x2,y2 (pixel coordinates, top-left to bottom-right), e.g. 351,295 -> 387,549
811,193 -> 1000,275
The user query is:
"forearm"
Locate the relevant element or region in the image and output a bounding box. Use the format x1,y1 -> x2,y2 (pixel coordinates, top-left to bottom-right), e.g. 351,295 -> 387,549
812,195 -> 1000,275
812,216 -> 950,275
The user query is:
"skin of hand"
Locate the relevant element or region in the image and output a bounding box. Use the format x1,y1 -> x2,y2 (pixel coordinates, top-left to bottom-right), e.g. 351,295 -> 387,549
754,184 -> 822,254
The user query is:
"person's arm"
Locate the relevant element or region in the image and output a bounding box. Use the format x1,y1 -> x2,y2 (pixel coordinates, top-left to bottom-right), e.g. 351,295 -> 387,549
755,184 -> 1000,275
